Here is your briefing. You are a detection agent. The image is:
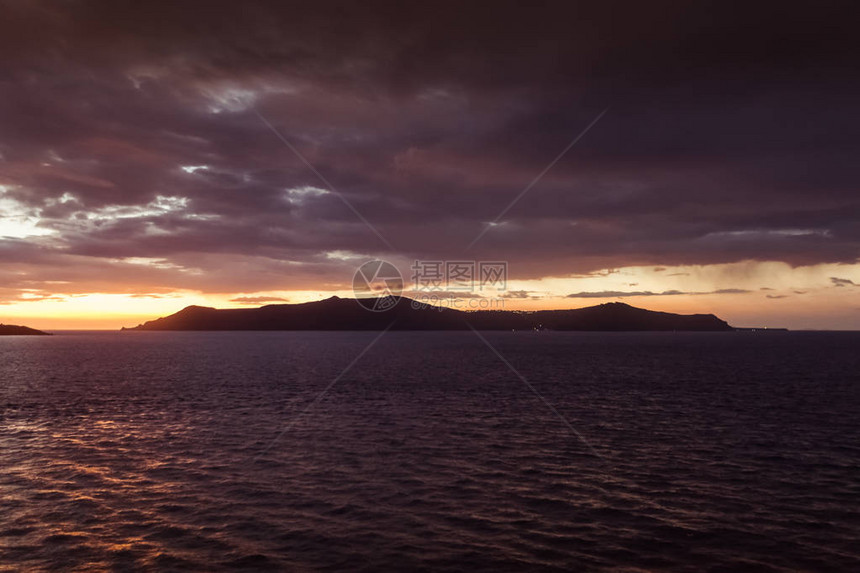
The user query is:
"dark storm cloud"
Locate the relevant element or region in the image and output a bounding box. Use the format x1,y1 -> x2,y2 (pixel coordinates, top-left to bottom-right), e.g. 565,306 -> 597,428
1,0 -> 859,295
129,293 -> 179,299
567,289 -> 752,298
230,296 -> 289,305
566,290 -> 675,299
500,290 -> 538,300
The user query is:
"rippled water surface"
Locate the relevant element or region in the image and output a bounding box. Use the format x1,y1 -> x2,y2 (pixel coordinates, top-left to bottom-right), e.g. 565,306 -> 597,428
1,331 -> 859,571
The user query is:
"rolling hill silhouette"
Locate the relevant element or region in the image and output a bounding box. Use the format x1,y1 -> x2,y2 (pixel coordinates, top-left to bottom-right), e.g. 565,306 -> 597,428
0,324 -> 51,336
124,297 -> 734,331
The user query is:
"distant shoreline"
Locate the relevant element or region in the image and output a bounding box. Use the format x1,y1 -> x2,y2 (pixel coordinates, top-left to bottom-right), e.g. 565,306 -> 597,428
0,324 -> 52,336
123,296 -> 745,332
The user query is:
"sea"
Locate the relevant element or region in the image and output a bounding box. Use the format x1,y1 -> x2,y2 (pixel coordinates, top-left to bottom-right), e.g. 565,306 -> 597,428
1,331 -> 858,571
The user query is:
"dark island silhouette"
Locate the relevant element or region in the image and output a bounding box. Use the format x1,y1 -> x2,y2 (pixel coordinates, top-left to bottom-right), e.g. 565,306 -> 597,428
124,297 -> 736,331
0,324 -> 51,336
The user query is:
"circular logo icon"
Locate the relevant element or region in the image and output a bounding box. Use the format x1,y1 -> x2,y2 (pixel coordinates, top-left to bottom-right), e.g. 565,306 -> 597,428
352,260 -> 403,312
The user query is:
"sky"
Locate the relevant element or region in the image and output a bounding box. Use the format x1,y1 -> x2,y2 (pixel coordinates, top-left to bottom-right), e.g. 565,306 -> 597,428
1,0 -> 859,329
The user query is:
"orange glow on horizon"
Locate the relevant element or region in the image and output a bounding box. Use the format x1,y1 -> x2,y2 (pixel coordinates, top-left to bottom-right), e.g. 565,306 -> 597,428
2,262 -> 859,330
